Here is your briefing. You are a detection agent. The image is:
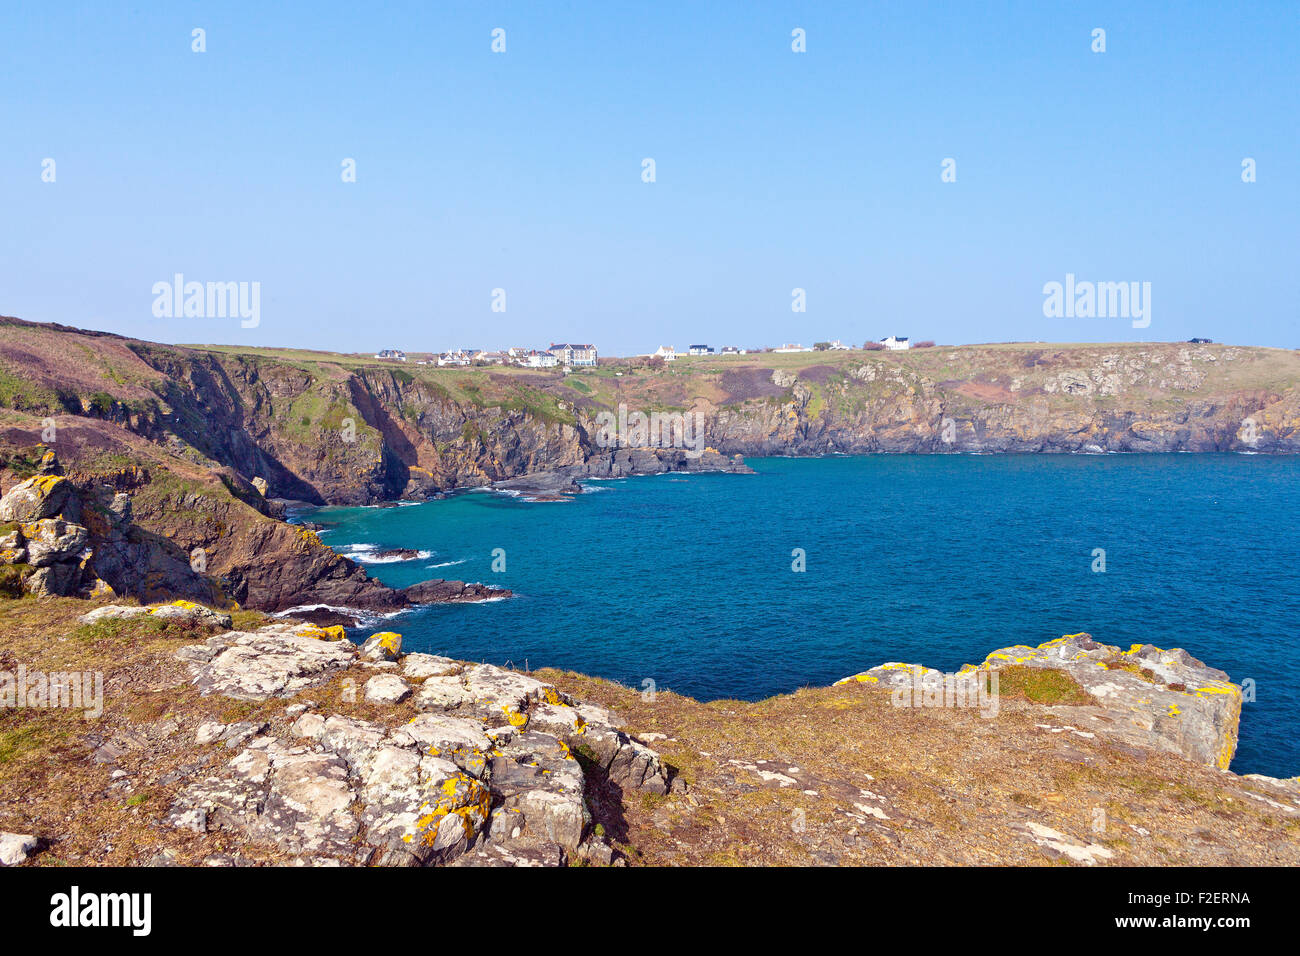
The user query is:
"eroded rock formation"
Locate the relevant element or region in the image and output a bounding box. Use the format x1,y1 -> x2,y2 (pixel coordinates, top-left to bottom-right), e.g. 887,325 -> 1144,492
165,620 -> 669,866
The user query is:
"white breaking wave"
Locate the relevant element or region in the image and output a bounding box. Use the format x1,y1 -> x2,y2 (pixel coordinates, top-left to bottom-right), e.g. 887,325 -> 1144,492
273,603 -> 409,626
339,543 -> 435,564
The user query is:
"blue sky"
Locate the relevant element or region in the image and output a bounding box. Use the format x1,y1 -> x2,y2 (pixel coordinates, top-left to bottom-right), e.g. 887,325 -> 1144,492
1,1 -> 1296,354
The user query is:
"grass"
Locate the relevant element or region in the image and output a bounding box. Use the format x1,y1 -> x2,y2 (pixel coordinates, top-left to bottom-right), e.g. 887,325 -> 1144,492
0,721 -> 56,765
533,659 -> 1295,866
71,615 -> 226,646
0,367 -> 66,414
986,666 -> 1092,705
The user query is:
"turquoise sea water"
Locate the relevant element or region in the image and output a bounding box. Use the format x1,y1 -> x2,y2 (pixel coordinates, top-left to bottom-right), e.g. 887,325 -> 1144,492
298,455 -> 1300,778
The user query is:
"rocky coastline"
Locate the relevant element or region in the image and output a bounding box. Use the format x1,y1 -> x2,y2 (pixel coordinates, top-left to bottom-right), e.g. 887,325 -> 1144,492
1,602 -> 1295,868
1,319 -> 1299,865
0,452 -> 509,615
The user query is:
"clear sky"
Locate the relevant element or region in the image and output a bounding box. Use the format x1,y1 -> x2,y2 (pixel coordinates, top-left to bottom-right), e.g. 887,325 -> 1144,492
1,1 -> 1296,355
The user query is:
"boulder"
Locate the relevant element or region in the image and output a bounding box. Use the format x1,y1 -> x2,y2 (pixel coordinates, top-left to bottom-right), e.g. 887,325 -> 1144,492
0,531 -> 25,564
402,653 -> 462,679
182,625 -> 359,699
396,713 -> 493,754
297,623 -> 348,641
36,449 -> 62,476
413,676 -> 475,711
0,474 -> 73,522
24,561 -> 84,597
164,739 -> 362,859
79,605 -> 150,623
0,832 -> 40,866
836,632 -> 1247,770
149,600 -> 233,628
363,674 -> 412,705
360,631 -> 402,662
79,601 -> 232,628
21,518 -> 88,567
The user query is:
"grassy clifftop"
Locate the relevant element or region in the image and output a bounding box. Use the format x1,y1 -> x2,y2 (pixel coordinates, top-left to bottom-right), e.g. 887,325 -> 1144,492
6,317 -> 1300,491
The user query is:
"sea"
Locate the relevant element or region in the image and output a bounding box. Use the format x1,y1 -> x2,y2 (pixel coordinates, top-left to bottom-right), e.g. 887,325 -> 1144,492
293,454 -> 1300,778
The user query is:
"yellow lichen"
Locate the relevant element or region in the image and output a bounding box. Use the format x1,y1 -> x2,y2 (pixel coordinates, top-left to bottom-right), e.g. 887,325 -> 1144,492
300,624 -> 347,641
366,631 -> 401,653
501,704 -> 528,729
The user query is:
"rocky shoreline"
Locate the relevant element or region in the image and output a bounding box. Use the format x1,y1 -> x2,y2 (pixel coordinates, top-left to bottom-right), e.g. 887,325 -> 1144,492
488,447 -> 754,499
1,320 -> 1298,618
2,321 -> 1299,865
0,452 -> 510,616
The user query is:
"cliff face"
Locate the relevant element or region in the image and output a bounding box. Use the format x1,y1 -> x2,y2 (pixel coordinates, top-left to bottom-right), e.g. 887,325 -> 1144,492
4,318 -> 1298,510
1,316 -> 1298,609
698,346 -> 1300,456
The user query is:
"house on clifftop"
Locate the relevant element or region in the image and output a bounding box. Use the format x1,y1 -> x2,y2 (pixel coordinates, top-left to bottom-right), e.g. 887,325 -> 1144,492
548,343 -> 598,367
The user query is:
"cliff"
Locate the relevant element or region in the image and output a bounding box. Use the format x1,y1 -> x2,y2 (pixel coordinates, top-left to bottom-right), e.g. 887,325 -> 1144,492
2,314 -> 1296,611
3,317 -> 1299,511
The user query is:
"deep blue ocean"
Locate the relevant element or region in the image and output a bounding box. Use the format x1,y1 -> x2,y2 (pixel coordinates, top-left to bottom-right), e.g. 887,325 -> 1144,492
297,455 -> 1300,778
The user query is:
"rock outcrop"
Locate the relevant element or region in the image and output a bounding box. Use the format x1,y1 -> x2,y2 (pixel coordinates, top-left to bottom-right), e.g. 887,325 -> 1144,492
837,632 -> 1244,769
166,621 -> 670,865
0,450 -> 508,613
80,600 -> 233,629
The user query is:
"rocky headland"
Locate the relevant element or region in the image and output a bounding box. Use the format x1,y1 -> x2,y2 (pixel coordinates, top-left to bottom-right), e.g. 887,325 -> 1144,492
0,316 -> 1298,865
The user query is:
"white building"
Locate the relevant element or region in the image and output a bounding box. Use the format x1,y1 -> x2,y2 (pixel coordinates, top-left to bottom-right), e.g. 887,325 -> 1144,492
375,349 -> 407,361
653,345 -> 677,362
548,343 -> 598,367
773,343 -> 813,353
688,344 -> 713,355
523,350 -> 558,368
720,346 -> 745,355
880,336 -> 910,351
436,350 -> 471,366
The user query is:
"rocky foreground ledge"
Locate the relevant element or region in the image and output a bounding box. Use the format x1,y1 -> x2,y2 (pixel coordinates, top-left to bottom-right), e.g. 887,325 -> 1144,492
148,612 -> 669,866
1,601 -> 1298,867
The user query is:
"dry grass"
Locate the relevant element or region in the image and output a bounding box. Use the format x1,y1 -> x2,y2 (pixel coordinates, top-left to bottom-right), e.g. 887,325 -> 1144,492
538,666 -> 1300,866
0,593 -> 1295,867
